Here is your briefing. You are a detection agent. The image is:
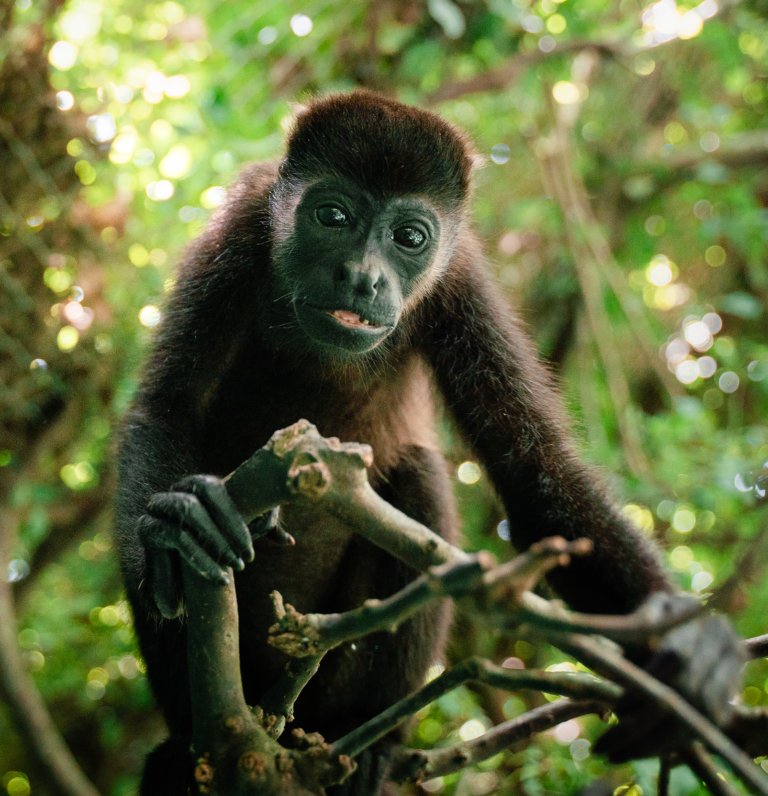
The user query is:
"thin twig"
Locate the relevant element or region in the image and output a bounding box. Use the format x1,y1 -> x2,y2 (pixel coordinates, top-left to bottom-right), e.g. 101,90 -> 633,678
745,633 -> 768,659
426,40 -> 623,104
258,653 -> 326,739
508,590 -> 702,644
331,656 -> 619,759
658,756 -> 671,796
224,420 -> 469,572
679,743 -> 742,796
268,557 -> 489,657
390,700 -> 606,783
537,111 -> 650,477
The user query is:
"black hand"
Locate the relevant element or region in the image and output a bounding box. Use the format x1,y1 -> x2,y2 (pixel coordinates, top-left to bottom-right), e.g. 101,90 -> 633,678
595,598 -> 745,763
138,474 -> 255,617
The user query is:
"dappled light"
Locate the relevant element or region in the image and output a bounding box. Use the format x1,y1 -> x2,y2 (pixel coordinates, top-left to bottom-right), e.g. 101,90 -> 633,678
2,0 -> 768,794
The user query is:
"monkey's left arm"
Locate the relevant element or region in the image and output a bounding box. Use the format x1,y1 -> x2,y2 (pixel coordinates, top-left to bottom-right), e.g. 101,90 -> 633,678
421,259 -> 671,615
420,258 -> 747,755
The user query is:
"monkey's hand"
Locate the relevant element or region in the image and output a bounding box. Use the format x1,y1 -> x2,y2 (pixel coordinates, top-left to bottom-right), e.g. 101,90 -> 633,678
137,474 -> 255,618
594,597 -> 745,762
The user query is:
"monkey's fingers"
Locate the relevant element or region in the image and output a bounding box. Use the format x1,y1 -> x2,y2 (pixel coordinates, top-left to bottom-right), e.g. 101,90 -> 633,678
148,548 -> 183,619
173,474 -> 255,562
138,510 -> 231,586
148,490 -> 246,573
686,616 -> 745,724
594,706 -> 685,763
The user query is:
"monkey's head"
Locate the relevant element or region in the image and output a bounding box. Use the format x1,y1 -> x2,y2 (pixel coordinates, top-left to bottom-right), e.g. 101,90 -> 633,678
270,90 -> 478,357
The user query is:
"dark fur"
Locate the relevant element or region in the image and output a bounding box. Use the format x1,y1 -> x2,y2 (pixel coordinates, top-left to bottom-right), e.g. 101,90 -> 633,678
116,90 -> 671,794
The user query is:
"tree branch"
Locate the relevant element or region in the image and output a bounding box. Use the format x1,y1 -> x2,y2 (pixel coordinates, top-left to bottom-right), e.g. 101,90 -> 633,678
224,420 -> 468,571
389,699 -> 606,783
331,656 -> 619,760
425,40 -> 622,105
181,564 -> 355,795
552,632 -> 768,795
679,742 -> 742,796
745,633 -> 768,659
183,422 -> 768,793
0,511 -> 102,796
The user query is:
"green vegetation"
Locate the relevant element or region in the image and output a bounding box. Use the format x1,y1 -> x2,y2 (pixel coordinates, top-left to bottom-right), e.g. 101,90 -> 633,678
2,0 -> 768,793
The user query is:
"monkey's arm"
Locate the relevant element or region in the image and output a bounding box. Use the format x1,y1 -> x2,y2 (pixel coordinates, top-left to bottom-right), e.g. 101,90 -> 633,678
116,411 -> 254,619
421,258 -> 672,615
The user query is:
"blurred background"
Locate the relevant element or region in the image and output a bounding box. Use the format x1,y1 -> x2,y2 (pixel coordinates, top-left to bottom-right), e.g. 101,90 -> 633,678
2,0 -> 768,793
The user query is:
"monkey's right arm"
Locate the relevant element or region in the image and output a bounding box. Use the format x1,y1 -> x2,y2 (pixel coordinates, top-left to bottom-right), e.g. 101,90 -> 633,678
116,413 -> 254,619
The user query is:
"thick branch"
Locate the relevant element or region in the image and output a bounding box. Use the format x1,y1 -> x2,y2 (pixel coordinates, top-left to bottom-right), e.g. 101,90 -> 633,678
655,130 -> 768,172
181,563 -> 355,795
225,420 -> 468,572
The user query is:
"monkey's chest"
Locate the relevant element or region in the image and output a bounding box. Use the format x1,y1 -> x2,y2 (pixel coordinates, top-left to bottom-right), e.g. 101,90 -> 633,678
233,500 -> 390,704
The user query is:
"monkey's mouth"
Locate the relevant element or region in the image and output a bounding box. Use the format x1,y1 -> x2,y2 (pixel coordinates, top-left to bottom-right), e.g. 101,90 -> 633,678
295,303 -> 394,354
327,309 -> 380,329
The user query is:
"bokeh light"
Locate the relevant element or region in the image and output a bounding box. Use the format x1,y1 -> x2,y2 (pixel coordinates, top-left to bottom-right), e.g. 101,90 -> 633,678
48,41 -> 78,70
56,326 -> 79,352
159,145 -> 192,178
457,461 -> 481,484
553,719 -> 580,744
683,320 -> 713,351
719,371 -> 739,393
647,260 -> 672,286
692,571 -> 713,591
258,26 -> 278,44
490,144 -> 510,164
675,359 -> 698,384
670,545 -> 693,568
146,180 -> 174,200
201,186 -> 226,208
552,81 -> 580,105
290,14 -> 313,36
139,305 -> 162,327
705,245 -> 726,267
56,90 -> 74,110
458,719 -> 486,741
672,509 -> 696,532
621,504 -> 654,533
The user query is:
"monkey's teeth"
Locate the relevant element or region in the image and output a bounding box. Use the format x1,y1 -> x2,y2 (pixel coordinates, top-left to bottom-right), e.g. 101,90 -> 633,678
330,310 -> 376,329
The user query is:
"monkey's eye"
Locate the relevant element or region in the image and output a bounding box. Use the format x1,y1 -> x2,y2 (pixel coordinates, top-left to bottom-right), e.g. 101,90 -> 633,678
393,226 -> 427,250
316,206 -> 349,227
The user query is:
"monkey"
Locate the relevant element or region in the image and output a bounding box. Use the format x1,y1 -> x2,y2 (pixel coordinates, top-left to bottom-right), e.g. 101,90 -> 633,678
116,89 -> 697,795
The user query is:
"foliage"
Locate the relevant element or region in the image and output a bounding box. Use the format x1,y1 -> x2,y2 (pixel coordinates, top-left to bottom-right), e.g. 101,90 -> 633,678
2,0 -> 768,794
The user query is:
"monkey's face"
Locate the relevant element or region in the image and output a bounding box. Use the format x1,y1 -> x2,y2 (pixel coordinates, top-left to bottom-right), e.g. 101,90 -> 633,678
273,179 -> 443,355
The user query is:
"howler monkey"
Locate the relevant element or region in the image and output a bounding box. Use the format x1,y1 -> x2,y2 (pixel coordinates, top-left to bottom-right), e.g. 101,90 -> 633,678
117,91 -> 675,795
